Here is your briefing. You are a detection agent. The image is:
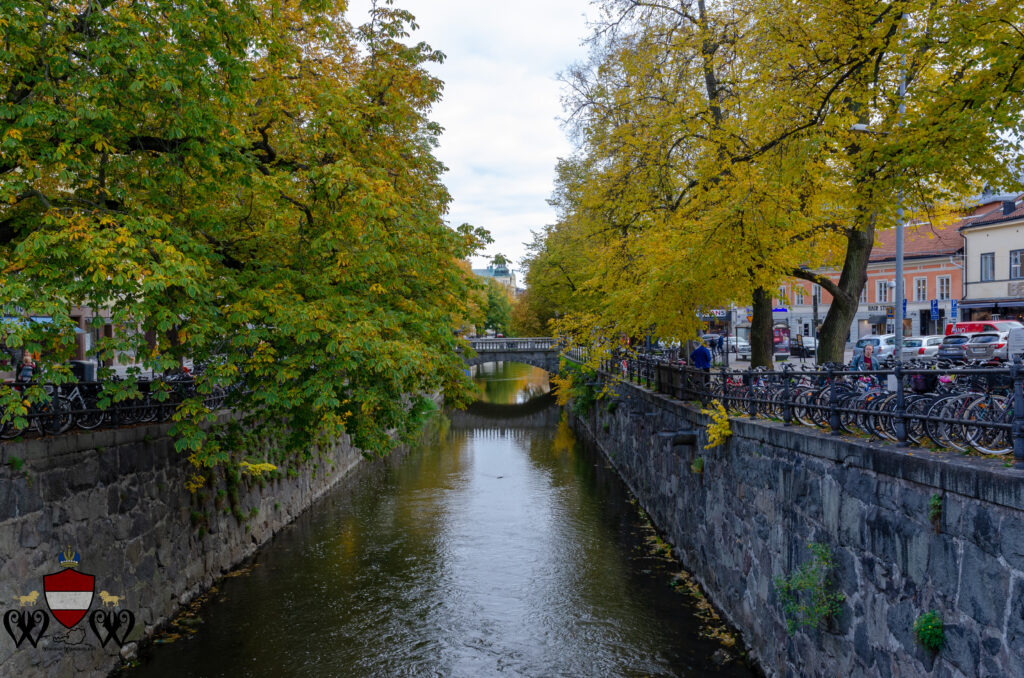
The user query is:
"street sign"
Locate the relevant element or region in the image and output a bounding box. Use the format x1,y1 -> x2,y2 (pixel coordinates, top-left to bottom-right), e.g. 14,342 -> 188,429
951,299 -> 958,320
930,299 -> 939,320
902,298 -> 907,318
886,306 -> 895,320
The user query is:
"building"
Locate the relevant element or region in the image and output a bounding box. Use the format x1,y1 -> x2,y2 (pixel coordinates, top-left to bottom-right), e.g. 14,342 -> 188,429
472,262 -> 518,294
960,194 -> 1024,322
775,195 -> 1019,343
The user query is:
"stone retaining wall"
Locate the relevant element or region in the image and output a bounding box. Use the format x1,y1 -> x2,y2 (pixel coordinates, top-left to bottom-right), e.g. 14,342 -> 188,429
571,380 -> 1024,678
0,417 -> 407,677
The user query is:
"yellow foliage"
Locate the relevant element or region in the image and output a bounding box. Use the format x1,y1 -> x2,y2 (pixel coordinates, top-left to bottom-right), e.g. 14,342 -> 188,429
239,461 -> 278,476
184,474 -> 206,494
700,400 -> 732,450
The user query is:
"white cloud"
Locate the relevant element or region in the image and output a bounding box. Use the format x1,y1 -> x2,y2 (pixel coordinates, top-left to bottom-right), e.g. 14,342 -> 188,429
345,0 -> 592,273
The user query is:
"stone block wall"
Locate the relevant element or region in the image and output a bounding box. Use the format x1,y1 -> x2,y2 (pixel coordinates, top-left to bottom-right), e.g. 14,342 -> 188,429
0,419 -> 384,677
572,381 -> 1024,678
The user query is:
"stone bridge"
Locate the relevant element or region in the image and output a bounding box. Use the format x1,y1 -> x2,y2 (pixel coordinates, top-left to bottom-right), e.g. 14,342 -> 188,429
464,337 -> 561,372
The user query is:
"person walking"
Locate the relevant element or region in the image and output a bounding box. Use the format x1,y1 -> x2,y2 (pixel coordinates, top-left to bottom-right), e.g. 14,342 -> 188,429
851,343 -> 875,371
17,353 -> 35,383
689,339 -> 712,398
717,335 -> 725,360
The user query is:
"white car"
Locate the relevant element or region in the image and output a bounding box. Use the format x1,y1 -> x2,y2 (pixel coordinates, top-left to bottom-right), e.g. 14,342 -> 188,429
901,335 -> 944,360
854,334 -> 898,359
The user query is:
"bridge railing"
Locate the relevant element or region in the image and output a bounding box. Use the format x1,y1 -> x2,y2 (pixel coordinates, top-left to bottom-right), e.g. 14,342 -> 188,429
467,337 -> 558,352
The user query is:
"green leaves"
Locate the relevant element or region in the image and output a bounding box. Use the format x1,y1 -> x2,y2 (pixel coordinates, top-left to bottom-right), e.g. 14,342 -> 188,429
0,0 -> 484,467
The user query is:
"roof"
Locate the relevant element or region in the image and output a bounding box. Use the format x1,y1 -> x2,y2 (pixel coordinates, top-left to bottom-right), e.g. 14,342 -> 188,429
962,194 -> 1024,229
871,216 -> 965,262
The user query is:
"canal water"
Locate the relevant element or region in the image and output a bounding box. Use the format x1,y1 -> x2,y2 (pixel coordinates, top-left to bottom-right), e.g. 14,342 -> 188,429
128,362 -> 755,678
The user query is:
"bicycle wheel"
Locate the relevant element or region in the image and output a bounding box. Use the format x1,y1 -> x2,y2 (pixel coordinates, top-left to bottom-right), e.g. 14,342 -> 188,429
38,396 -> 73,436
75,395 -> 106,430
964,396 -> 1010,455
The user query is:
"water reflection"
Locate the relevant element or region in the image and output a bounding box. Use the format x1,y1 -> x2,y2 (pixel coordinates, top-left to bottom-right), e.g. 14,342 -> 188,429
128,362 -> 753,678
471,361 -> 550,404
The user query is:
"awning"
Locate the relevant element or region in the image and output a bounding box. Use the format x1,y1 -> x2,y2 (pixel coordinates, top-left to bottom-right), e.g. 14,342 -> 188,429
958,299 -> 1024,309
867,314 -> 887,324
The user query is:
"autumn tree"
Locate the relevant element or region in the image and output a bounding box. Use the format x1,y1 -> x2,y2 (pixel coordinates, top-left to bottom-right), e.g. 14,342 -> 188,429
0,0 -> 490,468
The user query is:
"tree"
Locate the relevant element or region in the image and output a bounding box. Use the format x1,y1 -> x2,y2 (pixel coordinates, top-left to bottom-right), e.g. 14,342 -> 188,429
484,280 -> 513,335
531,0 -> 1024,366
0,0 -> 490,468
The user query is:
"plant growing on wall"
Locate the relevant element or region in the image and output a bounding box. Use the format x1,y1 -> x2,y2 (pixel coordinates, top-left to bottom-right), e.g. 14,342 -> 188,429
690,457 -> 704,474
913,611 -> 944,652
928,494 -> 943,533
551,360 -> 601,416
700,400 -> 732,449
774,542 -> 845,635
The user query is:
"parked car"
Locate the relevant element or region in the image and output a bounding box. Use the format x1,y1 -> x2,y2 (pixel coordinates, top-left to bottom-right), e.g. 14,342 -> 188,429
936,334 -> 974,362
732,338 -> 752,360
964,332 -> 1009,362
901,335 -> 945,360
853,334 -> 898,359
791,335 -> 817,358
944,320 -> 1024,335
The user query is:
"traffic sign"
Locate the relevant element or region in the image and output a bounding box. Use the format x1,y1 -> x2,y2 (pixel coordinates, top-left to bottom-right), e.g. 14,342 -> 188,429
886,305 -> 895,319
930,299 -> 939,320
902,298 -> 907,318
951,299 -> 958,320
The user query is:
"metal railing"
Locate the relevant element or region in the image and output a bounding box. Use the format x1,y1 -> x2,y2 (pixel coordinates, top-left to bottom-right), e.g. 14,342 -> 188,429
0,378 -> 234,440
467,337 -> 559,351
592,351 -> 1024,468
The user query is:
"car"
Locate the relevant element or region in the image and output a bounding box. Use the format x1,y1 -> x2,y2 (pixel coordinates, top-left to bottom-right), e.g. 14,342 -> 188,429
964,332 -> 1009,362
853,334 -> 898,359
936,334 -> 974,362
944,320 -> 1024,335
901,335 -> 945,360
732,338 -> 752,360
791,335 -> 817,358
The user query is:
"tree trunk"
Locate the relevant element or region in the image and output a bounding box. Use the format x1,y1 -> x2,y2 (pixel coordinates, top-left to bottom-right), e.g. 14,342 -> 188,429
750,287 -> 774,368
815,214 -> 876,364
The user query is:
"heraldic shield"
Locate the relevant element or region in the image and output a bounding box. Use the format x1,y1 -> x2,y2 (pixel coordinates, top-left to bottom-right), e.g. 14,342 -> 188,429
44,568 -> 95,629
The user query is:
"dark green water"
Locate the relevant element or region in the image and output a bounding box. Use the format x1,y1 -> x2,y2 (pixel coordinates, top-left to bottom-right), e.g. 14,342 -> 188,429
128,362 -> 754,678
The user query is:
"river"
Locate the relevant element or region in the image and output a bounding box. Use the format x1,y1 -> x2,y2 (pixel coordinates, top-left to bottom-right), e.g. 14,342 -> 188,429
127,361 -> 755,677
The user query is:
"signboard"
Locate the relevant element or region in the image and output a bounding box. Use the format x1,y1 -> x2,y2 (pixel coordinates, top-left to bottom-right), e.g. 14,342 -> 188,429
1009,328 -> 1024,360
772,307 -> 788,313
930,299 -> 939,320
902,298 -> 907,319
886,306 -> 895,320
951,299 -> 958,320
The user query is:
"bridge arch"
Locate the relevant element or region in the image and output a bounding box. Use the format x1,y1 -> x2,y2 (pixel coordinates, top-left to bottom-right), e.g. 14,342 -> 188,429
464,338 -> 561,373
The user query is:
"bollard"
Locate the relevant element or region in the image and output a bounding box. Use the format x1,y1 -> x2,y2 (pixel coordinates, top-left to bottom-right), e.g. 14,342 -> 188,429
1013,358 -> 1024,470
828,367 -> 841,435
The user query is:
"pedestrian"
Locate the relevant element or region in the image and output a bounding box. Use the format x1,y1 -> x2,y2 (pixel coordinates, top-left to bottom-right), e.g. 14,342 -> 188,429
689,339 -> 712,397
717,335 -> 725,359
17,353 -> 35,383
851,343 -> 875,371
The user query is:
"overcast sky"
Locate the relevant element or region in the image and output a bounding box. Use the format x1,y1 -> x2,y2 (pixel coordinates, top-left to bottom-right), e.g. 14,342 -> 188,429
345,0 -> 593,275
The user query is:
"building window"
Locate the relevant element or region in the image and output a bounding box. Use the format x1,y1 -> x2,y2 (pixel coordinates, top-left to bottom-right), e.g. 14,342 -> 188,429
1011,250 -> 1024,280
795,287 -> 805,305
876,280 -> 890,303
778,286 -> 787,305
860,286 -> 868,303
914,277 -> 927,302
812,285 -> 822,304
937,275 -> 951,301
980,252 -> 995,282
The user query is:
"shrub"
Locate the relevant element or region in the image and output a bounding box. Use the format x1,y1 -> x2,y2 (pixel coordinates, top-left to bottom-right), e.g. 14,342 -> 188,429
700,399 -> 732,449
690,457 -> 704,473
913,611 -> 944,651
774,542 -> 845,635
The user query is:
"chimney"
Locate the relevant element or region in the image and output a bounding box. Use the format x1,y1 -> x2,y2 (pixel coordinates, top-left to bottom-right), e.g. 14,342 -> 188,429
1004,200 -> 1017,215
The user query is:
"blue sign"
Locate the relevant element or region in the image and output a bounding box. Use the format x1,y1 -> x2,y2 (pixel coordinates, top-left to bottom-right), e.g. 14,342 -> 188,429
902,298 -> 907,318
951,299 -> 958,320
930,299 -> 939,320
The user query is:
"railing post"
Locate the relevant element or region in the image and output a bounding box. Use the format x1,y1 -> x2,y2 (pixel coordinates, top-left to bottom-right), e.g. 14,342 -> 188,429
747,367 -> 757,419
783,365 -> 793,426
1013,358 -> 1024,470
828,367 -> 841,435
895,363 -> 908,443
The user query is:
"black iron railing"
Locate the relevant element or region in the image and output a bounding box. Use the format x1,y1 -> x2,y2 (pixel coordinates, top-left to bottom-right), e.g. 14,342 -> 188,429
582,350 -> 1024,468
